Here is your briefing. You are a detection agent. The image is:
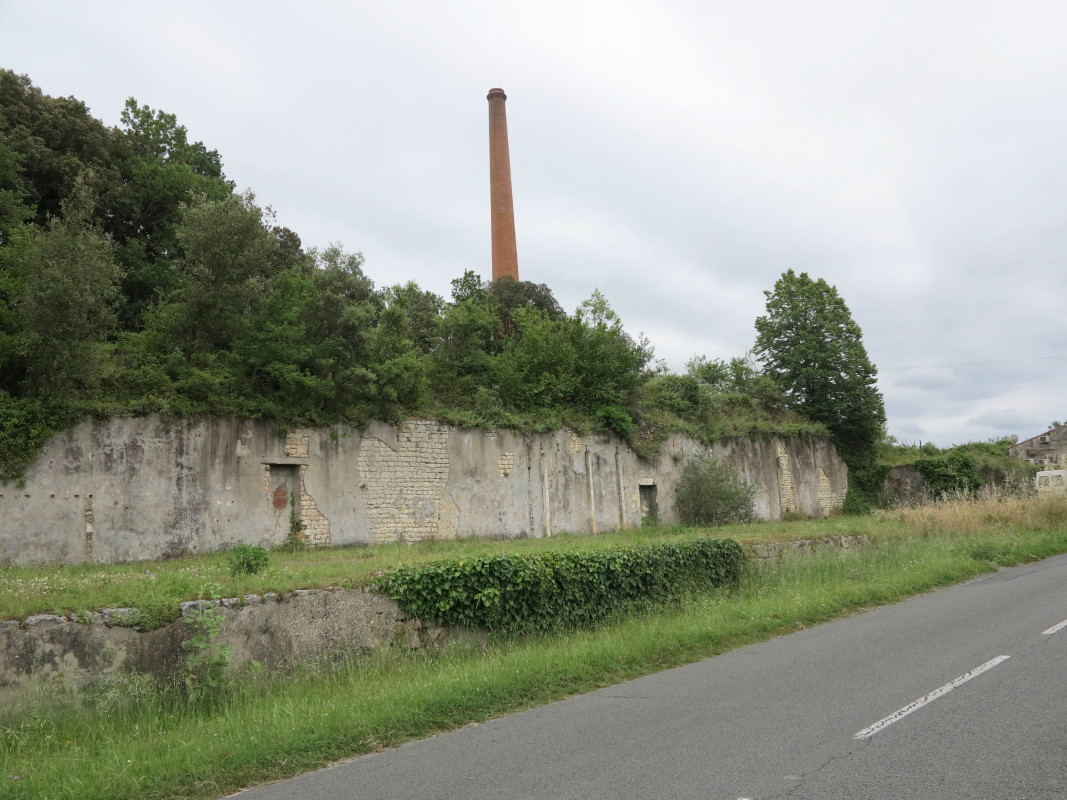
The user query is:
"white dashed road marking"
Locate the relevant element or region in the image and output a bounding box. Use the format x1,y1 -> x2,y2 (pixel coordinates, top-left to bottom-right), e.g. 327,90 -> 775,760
853,655 -> 1011,739
1041,618 -> 1067,636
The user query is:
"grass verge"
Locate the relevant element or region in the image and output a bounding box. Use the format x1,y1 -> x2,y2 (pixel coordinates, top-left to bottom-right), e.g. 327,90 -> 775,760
0,515 -> 887,623
1,495 -> 1066,799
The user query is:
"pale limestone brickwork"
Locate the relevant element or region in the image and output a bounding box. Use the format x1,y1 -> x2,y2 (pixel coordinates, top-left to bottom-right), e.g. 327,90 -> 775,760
357,420 -> 458,543
777,442 -> 797,514
284,429 -> 311,459
498,452 -> 514,477
298,465 -> 330,547
818,467 -> 845,516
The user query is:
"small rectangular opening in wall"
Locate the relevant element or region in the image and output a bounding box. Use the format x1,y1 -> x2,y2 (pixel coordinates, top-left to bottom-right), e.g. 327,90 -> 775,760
639,484 -> 658,520
266,464 -> 301,510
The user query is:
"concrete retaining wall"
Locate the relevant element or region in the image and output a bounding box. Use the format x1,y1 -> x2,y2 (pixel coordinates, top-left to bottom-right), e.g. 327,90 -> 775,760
0,417 -> 848,565
0,588 -> 439,702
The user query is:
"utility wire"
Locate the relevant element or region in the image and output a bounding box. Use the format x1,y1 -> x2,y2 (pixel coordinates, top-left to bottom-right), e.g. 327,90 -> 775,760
882,354 -> 1067,373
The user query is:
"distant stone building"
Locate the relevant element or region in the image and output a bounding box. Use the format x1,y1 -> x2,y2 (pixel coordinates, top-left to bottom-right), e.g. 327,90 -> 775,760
1009,424 -> 1067,467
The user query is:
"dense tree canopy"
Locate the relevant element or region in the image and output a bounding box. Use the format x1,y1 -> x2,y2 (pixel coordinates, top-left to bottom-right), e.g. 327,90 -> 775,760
753,270 -> 885,486
0,71 -> 829,482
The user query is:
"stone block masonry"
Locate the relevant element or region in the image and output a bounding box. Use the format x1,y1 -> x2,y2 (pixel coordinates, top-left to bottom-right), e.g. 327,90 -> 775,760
285,429 -> 310,459
818,467 -> 846,516
357,421 -> 458,543
299,464 -> 331,547
777,442 -> 797,515
0,417 -> 848,565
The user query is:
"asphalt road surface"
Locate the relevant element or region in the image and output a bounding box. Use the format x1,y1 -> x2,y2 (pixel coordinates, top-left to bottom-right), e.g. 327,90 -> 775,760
233,553 -> 1067,799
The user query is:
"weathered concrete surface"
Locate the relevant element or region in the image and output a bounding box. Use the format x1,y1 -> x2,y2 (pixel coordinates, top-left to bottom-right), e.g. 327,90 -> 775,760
0,612 -> 190,698
0,588 -> 432,702
221,588 -> 424,666
0,417 -> 847,565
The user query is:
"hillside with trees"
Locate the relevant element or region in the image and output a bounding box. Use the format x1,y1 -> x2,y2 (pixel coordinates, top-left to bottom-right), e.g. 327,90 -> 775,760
0,70 -> 830,484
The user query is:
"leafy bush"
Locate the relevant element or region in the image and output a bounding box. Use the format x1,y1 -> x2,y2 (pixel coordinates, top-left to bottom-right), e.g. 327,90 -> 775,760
181,585 -> 232,707
674,456 -> 756,526
227,543 -> 269,576
595,404 -> 636,438
914,452 -> 981,498
841,486 -> 872,516
374,537 -> 745,633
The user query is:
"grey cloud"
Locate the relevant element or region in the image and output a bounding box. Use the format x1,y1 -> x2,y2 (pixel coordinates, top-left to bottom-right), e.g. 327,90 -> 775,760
967,409 -> 1030,430
3,0 -> 1066,446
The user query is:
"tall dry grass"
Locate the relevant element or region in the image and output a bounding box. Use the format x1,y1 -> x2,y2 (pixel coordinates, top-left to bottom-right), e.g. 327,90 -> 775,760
879,490 -> 1067,535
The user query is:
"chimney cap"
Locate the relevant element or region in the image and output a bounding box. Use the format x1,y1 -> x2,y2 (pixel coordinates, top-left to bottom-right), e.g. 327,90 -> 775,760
487,88 -> 507,101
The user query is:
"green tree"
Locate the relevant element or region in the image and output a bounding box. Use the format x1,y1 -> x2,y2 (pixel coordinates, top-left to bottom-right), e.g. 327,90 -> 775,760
368,304 -> 427,421
491,275 -> 565,335
431,272 -> 500,399
231,268 -> 325,418
0,134 -> 31,243
381,281 -> 443,355
0,70 -> 118,227
753,270 -> 885,490
568,290 -> 651,414
108,99 -> 233,329
169,191 -> 282,354
491,307 -> 577,410
233,244 -> 387,422
10,180 -> 121,401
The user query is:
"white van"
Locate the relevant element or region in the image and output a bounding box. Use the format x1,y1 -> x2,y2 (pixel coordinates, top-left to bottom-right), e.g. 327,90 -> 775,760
1035,470 -> 1067,495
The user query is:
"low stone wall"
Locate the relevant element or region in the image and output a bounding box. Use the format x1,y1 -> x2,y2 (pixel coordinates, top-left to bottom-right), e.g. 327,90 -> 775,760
747,534 -> 870,559
1,534 -> 874,700
0,588 -> 436,703
0,417 -> 848,565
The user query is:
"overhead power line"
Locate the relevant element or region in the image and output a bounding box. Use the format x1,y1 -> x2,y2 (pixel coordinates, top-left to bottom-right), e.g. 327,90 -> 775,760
882,354 -> 1067,373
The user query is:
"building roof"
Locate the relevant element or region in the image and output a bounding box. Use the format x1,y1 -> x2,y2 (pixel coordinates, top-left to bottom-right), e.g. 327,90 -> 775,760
1013,424 -> 1067,448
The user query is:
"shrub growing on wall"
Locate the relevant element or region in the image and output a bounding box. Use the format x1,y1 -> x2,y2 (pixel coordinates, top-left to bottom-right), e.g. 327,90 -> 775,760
674,455 -> 756,526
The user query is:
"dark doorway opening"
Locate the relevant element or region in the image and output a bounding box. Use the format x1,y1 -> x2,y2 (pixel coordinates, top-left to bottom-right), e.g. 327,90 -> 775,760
639,484 -> 658,523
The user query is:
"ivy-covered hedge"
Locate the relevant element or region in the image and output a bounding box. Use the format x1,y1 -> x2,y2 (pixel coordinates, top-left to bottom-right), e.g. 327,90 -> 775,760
373,537 -> 745,634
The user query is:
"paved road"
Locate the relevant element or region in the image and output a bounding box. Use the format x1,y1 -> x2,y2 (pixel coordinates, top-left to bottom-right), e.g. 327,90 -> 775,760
234,553 -> 1067,799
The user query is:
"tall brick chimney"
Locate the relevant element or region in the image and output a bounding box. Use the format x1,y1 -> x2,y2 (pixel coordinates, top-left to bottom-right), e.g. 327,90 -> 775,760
487,88 -> 519,281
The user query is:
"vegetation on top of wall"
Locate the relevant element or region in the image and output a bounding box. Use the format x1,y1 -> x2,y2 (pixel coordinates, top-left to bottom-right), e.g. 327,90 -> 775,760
913,452 -> 983,498
876,436 -> 1038,504
373,537 -> 745,634
0,393 -> 76,485
0,71 -> 830,485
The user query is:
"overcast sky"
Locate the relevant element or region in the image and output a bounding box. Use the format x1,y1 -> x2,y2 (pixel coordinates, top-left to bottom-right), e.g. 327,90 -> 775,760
2,0 -> 1065,446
